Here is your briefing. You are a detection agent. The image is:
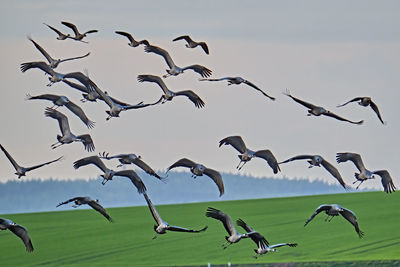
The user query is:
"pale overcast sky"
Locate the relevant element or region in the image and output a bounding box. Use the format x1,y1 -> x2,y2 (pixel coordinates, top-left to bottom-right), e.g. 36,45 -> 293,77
0,1 -> 399,191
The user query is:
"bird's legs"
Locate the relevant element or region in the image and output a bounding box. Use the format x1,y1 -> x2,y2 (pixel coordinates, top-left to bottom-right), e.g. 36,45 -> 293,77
353,180 -> 365,189
51,142 -> 63,149
325,215 -> 332,222
117,164 -> 123,168
152,234 -> 158,240
237,160 -> 247,170
222,241 -> 232,249
162,72 -> 172,78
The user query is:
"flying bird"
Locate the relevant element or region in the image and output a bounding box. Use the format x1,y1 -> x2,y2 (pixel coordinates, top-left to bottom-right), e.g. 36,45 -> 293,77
115,31 -> 150,47
45,108 -> 95,152
28,36 -> 90,69
26,93 -> 95,128
137,74 -> 205,108
371,170 -> 396,194
99,152 -> 163,180
199,77 -> 275,100
336,152 -> 374,189
172,35 -> 209,54
61,21 -> 98,43
205,207 -> 251,249
283,90 -> 363,125
167,158 -> 224,197
304,204 -> 364,238
0,144 -> 62,179
337,96 -> 386,125
144,44 -> 212,78
144,193 -> 207,239
73,155 -> 116,184
236,219 -> 297,258
43,23 -> 70,40
219,135 -> 280,173
0,218 -> 34,252
56,197 -> 113,222
279,155 -> 347,189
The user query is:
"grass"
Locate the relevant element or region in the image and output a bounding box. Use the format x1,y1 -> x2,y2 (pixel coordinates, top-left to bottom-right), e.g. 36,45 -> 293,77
0,191 -> 399,266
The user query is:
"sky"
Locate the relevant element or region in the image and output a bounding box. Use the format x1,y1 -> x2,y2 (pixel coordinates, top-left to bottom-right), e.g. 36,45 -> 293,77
0,1 -> 399,191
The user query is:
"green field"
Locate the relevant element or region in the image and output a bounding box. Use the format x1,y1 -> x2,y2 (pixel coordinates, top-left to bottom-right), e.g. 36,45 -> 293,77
1,191 -> 399,266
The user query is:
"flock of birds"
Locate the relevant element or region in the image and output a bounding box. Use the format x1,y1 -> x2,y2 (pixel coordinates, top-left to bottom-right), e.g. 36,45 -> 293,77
0,21 -> 396,259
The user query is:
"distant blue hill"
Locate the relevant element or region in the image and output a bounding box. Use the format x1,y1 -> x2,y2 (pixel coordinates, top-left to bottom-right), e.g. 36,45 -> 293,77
0,171 -> 350,214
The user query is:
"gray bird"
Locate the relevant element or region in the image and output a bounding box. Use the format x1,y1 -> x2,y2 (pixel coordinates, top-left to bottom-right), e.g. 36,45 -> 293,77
337,96 -> 386,125
99,152 -> 162,180
61,21 -> 98,43
45,108 -> 95,152
205,207 -> 252,249
219,135 -> 280,173
144,193 -> 207,239
144,44 -> 212,78
0,218 -> 34,252
43,23 -> 70,40
236,219 -> 297,258
283,90 -> 363,125
279,155 -> 347,189
56,197 -> 113,222
336,152 -> 374,189
371,170 -> 396,194
0,144 -> 62,179
167,158 -> 224,197
199,77 -> 275,100
26,93 -> 95,128
172,35 -> 209,54
304,204 -> 364,238
137,74 -> 205,108
73,155 -> 116,184
28,36 -> 90,69
115,31 -> 150,47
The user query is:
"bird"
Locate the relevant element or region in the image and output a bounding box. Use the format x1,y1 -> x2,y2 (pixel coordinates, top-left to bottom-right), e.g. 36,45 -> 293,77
26,93 -> 95,128
219,135 -> 280,173
283,90 -> 363,125
44,108 -> 95,152
61,21 -> 98,43
43,23 -> 70,40
304,204 -> 364,238
73,155 -> 116,185
0,218 -> 34,252
337,96 -> 386,125
279,155 -> 347,189
56,197 -> 113,222
172,35 -> 209,54
99,152 -> 163,180
115,31 -> 150,47
0,144 -> 62,179
28,36 -> 90,69
167,158 -> 224,197
144,193 -> 208,239
336,152 -> 374,189
205,207 -> 251,249
199,77 -> 275,100
137,74 -> 205,108
371,170 -> 396,194
144,44 -> 212,78
236,219 -> 297,258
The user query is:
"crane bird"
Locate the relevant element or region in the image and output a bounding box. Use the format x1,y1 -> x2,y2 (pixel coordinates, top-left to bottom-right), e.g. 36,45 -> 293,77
45,108 -> 95,152
28,36 -> 90,69
167,158 -> 224,197
219,135 -> 280,173
144,44 -> 212,78
56,197 -> 113,222
279,155 -> 347,189
199,77 -> 275,101
99,152 -> 163,180
336,152 -> 375,189
337,96 -> 386,125
26,93 -> 95,128
0,144 -> 62,178
205,207 -> 251,249
115,31 -> 150,47
144,193 -> 207,239
283,90 -> 363,125
137,74 -> 205,108
304,204 -> 364,238
172,35 -> 209,55
0,218 -> 34,252
43,23 -> 70,40
61,21 -> 98,43
236,219 -> 297,258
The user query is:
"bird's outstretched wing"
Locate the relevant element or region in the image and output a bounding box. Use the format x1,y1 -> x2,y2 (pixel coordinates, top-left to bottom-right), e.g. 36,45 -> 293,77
60,52 -> 91,63
283,90 -> 318,110
369,100 -> 385,124
61,21 -> 79,36
172,35 -> 193,43
77,134 -> 95,152
64,101 -> 95,129
62,80 -> 89,93
304,204 -> 331,226
269,243 -> 298,249
137,74 -> 169,95
199,77 -> 232,82
114,170 -> 147,194
243,80 -> 275,100
26,93 -> 60,102
44,108 -> 71,136
182,65 -> 212,78
144,193 -> 163,225
372,170 -> 396,194
340,208 -> 364,238
205,207 -> 237,236
167,158 -> 197,171
20,61 -> 55,76
167,225 -> 208,233
43,23 -> 66,37
9,224 -> 34,252
203,168 -> 224,197
144,45 -> 175,69
279,155 -> 314,164
56,197 -> 83,207
236,218 -> 269,247
320,159 -> 347,189
63,72 -> 98,92
0,144 -> 21,172
199,42 -> 209,55
175,90 -> 205,108
336,152 -> 366,173
323,111 -> 363,125
219,136 -> 247,154
336,97 -> 364,107
28,37 -> 54,64
25,156 -> 63,173
115,31 -> 135,43
88,201 -> 113,222
73,156 -> 106,172
254,150 -> 280,174
132,157 -> 162,180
